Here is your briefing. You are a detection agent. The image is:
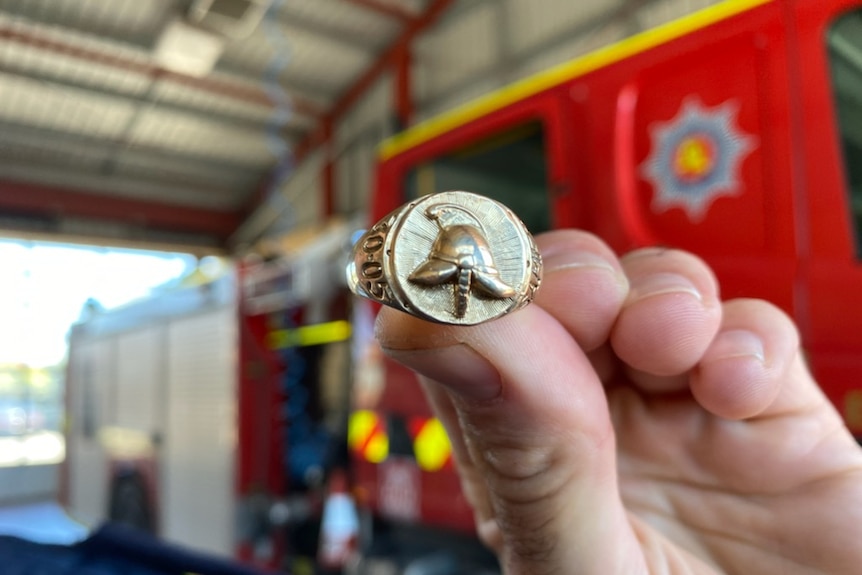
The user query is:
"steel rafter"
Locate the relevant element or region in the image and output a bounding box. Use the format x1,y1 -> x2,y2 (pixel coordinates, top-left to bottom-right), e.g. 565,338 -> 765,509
0,181 -> 241,240
0,24 -> 324,119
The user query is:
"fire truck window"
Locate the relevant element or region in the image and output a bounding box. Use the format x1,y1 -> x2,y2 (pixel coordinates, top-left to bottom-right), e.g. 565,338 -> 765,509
829,9 -> 862,257
404,121 -> 552,233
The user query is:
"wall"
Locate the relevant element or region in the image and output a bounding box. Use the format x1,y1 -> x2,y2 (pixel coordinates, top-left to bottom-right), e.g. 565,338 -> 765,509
415,0 -> 721,119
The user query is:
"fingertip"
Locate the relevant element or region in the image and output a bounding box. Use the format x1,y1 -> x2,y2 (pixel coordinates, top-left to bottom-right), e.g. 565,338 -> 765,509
612,293 -> 719,376
534,230 -> 629,351
534,229 -> 620,267
690,349 -> 775,420
612,248 -> 722,377
690,300 -> 800,419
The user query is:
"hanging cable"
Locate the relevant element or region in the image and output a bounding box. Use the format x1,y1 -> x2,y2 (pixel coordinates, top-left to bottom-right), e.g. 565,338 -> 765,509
260,0 -> 296,235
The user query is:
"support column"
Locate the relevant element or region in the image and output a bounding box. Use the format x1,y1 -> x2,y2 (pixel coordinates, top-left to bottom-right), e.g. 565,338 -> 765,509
394,45 -> 413,131
322,120 -> 335,217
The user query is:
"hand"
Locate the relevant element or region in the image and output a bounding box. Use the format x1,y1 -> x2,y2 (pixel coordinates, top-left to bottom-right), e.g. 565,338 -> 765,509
375,230 -> 862,574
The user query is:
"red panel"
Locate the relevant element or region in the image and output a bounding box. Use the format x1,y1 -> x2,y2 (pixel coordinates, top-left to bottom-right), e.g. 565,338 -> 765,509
236,302 -> 285,496
792,0 -> 862,433
792,0 -> 861,257
235,268 -> 287,565
419,468 -> 474,533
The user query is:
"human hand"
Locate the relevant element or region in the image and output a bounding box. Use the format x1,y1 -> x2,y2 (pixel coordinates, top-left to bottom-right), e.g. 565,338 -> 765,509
375,230 -> 862,574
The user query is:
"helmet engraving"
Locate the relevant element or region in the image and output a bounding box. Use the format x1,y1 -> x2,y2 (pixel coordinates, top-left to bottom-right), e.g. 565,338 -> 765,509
409,203 -> 516,318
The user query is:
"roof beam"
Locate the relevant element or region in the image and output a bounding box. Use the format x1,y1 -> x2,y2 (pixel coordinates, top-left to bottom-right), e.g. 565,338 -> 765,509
0,160 -> 247,211
0,180 -> 241,240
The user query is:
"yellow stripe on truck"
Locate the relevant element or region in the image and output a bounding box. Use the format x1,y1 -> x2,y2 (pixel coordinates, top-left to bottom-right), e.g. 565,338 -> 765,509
378,0 -> 774,161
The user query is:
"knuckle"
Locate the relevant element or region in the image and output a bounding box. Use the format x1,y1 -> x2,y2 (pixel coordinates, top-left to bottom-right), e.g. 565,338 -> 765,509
471,434 -> 575,507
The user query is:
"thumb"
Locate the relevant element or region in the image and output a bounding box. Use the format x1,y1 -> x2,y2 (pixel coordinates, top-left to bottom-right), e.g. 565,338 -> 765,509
376,305 -> 643,575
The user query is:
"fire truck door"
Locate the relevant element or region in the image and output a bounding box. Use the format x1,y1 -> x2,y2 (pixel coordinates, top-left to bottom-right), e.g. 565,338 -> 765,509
793,0 -> 862,435
604,0 -> 797,309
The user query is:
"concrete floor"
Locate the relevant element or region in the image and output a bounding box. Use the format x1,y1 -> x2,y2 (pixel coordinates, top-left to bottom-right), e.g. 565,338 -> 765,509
0,500 -> 89,545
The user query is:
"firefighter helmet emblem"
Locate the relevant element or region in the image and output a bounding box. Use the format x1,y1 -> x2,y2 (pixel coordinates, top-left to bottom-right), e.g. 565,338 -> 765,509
347,190 -> 541,325
641,97 -> 756,221
409,203 -> 516,318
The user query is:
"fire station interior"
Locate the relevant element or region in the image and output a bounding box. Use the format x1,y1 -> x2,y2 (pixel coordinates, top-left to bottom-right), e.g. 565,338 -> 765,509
0,1 -> 861,574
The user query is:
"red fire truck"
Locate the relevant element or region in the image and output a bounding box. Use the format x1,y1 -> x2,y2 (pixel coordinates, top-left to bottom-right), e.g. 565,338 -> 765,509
62,226 -> 358,573
351,0 -> 862,570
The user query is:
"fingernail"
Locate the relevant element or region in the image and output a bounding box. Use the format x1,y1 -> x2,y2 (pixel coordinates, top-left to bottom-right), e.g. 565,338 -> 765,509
383,344 -> 502,401
707,329 -> 765,363
543,249 -> 616,274
630,272 -> 702,302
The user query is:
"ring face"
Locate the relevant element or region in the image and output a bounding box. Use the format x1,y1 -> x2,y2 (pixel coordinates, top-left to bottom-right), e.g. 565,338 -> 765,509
348,191 -> 541,325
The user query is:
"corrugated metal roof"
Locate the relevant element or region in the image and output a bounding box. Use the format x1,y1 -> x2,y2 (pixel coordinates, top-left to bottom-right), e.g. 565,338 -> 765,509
0,0 -> 427,250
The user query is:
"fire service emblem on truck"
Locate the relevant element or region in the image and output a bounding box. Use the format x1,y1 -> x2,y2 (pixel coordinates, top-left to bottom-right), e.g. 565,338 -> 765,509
641,97 -> 756,221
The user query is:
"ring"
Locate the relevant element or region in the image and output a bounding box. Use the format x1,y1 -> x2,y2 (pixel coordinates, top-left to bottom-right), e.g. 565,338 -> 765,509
347,190 -> 542,325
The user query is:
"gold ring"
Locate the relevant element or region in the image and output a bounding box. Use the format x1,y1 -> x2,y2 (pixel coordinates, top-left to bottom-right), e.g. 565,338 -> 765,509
347,190 -> 542,325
